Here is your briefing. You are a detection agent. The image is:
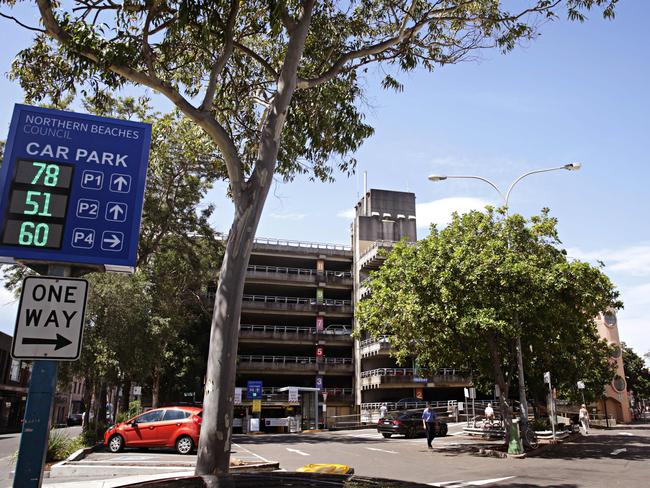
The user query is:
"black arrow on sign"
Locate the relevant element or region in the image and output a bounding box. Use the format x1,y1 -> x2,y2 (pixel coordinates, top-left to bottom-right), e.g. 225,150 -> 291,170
22,334 -> 72,351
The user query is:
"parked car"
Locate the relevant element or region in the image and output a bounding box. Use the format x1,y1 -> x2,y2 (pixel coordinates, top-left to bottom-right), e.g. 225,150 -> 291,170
104,406 -> 202,454
67,413 -> 83,426
377,410 -> 448,439
322,324 -> 351,335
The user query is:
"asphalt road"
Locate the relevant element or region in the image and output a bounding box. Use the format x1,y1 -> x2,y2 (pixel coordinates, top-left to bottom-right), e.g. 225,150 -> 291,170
24,423 -> 650,487
233,424 -> 650,487
0,425 -> 81,488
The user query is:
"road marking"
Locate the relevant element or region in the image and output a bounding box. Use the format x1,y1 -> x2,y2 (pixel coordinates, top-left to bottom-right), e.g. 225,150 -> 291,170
429,477 -> 515,487
366,447 -> 398,454
617,432 -> 633,436
466,477 -> 516,486
611,448 -> 627,456
232,443 -> 273,463
286,448 -> 310,456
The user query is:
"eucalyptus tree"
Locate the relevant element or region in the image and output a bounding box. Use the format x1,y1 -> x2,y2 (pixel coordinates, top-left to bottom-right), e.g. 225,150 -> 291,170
2,0 -> 617,474
357,209 -> 620,438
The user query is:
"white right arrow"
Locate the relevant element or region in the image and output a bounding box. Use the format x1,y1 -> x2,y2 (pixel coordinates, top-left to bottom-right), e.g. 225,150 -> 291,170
104,234 -> 121,248
114,176 -> 128,191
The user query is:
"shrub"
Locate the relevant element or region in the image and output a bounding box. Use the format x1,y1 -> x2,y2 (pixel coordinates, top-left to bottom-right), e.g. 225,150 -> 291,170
47,430 -> 84,462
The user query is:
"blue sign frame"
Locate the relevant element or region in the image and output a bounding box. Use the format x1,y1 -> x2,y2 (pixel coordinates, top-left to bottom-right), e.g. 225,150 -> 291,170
0,104 -> 151,270
246,380 -> 263,400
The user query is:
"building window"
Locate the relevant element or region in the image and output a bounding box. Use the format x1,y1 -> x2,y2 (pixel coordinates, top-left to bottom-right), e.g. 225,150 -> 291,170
603,311 -> 617,328
9,360 -> 21,382
612,375 -> 626,392
610,345 -> 622,359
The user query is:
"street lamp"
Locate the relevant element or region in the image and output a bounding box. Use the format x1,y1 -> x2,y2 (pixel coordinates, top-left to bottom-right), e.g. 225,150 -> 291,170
428,163 -> 582,440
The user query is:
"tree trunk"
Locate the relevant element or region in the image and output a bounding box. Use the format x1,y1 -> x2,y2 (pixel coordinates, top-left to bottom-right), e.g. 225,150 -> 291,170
152,368 -> 161,408
514,326 -> 530,444
122,378 -> 132,413
195,189 -> 271,475
81,380 -> 93,432
195,2 -> 315,476
96,381 -> 108,439
486,332 -> 512,445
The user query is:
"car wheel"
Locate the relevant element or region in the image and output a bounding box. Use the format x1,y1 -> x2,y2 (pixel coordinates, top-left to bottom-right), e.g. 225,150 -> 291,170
406,427 -> 416,439
175,435 -> 194,455
108,435 -> 124,453
381,433 -> 392,438
439,423 -> 448,436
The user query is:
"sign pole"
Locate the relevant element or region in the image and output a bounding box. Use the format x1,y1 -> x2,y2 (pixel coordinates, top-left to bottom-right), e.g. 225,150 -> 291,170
13,265 -> 69,488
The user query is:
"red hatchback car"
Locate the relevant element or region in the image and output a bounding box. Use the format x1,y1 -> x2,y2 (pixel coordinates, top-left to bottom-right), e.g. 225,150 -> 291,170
104,406 -> 202,454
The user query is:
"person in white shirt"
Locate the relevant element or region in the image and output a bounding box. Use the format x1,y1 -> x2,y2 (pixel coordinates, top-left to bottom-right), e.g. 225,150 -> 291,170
484,403 -> 495,422
379,403 -> 388,418
579,404 -> 590,435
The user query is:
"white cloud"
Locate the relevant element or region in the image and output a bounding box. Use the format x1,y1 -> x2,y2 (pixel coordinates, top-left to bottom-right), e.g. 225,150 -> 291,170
0,286 -> 18,336
566,244 -> 650,277
416,197 -> 490,228
337,208 -> 356,219
268,212 -> 306,221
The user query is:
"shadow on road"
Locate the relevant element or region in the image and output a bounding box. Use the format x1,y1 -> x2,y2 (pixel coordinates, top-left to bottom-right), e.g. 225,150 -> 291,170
534,431 -> 650,461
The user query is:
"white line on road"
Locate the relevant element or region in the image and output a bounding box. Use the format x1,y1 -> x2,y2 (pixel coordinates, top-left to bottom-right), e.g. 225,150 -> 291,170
428,476 -> 515,487
611,448 -> 627,456
286,448 -> 310,456
366,447 -> 398,454
617,432 -> 634,436
232,443 -> 273,463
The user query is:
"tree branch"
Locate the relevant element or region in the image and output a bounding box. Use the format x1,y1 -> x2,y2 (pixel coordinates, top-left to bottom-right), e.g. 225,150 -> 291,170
296,0 -> 559,90
200,0 -> 239,112
246,0 -> 315,194
0,11 -> 46,33
233,41 -> 279,80
36,0 -> 245,204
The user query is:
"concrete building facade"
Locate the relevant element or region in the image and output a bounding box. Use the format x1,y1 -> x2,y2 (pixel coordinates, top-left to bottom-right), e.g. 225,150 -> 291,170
594,310 -> 632,423
233,237 -> 355,430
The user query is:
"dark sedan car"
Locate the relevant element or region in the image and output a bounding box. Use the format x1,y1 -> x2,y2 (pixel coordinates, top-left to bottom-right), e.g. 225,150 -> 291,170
377,409 -> 448,439
67,413 -> 83,426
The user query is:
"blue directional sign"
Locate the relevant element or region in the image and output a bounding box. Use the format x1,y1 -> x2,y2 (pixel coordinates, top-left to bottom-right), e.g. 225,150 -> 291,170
0,105 -> 151,270
246,380 -> 263,400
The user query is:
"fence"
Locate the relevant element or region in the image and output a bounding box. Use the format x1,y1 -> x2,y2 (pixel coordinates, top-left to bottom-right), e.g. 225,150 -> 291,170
242,294 -> 352,306
240,324 -> 316,334
253,236 -> 351,251
238,355 -> 353,365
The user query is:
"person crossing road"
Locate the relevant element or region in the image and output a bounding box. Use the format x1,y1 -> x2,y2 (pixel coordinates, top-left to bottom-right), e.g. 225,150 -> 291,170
422,402 -> 438,449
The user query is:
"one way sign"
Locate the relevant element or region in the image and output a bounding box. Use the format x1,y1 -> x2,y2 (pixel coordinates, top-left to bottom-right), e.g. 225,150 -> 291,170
11,276 -> 88,360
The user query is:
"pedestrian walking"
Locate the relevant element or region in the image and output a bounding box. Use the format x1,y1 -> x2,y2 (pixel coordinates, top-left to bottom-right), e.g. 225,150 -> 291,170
379,403 -> 388,419
422,402 -> 437,449
579,404 -> 590,435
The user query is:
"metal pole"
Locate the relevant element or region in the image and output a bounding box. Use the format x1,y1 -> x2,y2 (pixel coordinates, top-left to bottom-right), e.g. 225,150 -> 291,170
13,265 -> 70,488
548,377 -> 556,441
314,391 -> 319,430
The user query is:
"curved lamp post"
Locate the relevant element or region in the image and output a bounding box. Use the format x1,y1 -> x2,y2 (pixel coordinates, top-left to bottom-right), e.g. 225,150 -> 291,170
428,162 -> 582,439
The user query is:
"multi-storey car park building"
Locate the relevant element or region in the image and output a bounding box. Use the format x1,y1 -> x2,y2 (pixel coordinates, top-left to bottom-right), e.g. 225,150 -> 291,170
234,237 -> 355,430
232,189 -> 471,431
352,190 -> 471,419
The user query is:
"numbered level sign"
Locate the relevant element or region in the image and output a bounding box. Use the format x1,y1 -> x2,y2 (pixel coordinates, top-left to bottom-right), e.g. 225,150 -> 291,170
0,104 -> 151,270
11,276 -> 88,360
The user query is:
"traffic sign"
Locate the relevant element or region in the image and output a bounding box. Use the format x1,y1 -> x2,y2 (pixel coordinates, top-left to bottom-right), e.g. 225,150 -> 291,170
11,276 -> 88,360
0,104 -> 152,271
246,380 -> 263,400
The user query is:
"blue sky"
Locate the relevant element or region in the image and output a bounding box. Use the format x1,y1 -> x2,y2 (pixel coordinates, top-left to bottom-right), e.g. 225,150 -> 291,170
0,3 -> 648,360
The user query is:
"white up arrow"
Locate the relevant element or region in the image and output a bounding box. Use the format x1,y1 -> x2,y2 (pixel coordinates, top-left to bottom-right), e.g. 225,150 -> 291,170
108,204 -> 125,220
113,176 -> 129,191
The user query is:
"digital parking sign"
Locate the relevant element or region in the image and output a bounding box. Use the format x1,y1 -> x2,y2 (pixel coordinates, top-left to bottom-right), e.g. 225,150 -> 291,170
0,105 -> 151,270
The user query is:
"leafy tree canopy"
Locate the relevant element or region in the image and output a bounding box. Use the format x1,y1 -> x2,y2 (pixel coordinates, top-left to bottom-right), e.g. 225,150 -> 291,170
622,342 -> 650,401
357,208 -> 621,411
